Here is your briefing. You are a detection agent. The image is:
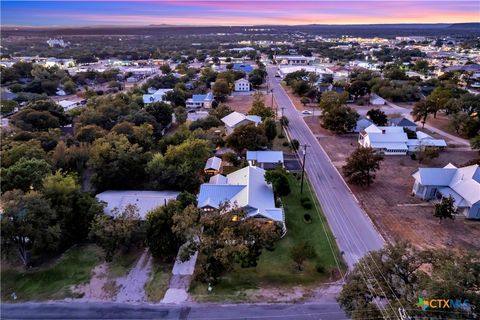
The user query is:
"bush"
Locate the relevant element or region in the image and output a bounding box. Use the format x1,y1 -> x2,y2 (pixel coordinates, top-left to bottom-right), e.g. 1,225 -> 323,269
410,153 -> 416,160
282,141 -> 290,147
315,263 -> 325,274
278,134 -> 285,139
303,213 -> 312,223
291,139 -> 300,151
300,197 -> 312,209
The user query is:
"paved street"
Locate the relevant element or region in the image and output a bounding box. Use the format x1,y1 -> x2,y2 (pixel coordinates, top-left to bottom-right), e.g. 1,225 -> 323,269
1,302 -> 348,320
267,66 -> 385,270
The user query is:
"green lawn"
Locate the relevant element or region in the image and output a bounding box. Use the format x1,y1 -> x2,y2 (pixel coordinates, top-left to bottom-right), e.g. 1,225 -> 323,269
272,122 -> 292,153
144,260 -> 172,302
1,245 -> 103,301
191,174 -> 345,302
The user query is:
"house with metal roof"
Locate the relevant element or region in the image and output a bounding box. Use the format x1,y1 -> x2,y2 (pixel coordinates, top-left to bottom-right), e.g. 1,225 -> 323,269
198,166 -> 286,231
204,156 -> 222,175
354,117 -> 373,133
96,190 -> 181,220
143,88 -> 173,104
388,117 -> 417,132
234,78 -> 250,92
186,92 -> 214,109
412,163 -> 480,219
232,63 -> 254,74
370,94 -> 386,105
358,124 -> 446,155
221,111 -> 261,134
246,151 -> 284,169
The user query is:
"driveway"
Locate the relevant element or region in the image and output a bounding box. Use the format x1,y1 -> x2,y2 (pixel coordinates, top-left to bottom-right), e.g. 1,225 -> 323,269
267,66 -> 385,270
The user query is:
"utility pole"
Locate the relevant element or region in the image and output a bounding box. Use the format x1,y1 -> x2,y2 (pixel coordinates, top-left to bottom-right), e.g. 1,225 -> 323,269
300,144 -> 309,194
280,106 -> 286,132
271,89 -> 276,118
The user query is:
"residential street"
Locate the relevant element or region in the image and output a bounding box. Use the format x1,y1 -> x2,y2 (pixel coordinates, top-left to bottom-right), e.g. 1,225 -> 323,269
1,302 -> 347,320
267,66 -> 385,270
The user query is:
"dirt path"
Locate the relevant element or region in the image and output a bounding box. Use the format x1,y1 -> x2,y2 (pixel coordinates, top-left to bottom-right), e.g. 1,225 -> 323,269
73,263 -> 117,301
115,249 -> 153,303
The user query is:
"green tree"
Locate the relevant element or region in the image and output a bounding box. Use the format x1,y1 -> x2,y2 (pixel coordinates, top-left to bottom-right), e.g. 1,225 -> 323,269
89,133 -> 149,190
174,106 -> 187,124
300,96 -> 310,108
145,102 -> 173,129
226,123 -> 268,152
449,111 -> 469,134
160,64 -> 172,74
90,204 -> 143,262
1,139 -> 46,168
212,78 -> 231,102
146,200 -> 184,261
342,147 -> 384,187
11,109 -> 60,131
63,80 -> 77,94
263,117 -> 277,141
290,241 -> 316,271
471,132 -> 480,150
411,99 -> 432,128
1,190 -> 61,266
146,138 -> 211,192
434,196 -> 457,221
1,158 -> 52,192
348,80 -> 370,99
75,124 -> 107,143
319,91 -> 348,111
366,108 -> 388,126
265,168 -> 291,197
248,92 -> 274,120
320,105 -> 359,134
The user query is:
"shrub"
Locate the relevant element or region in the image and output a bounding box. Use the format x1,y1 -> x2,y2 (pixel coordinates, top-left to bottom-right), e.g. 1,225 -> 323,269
291,139 -> 300,151
315,263 -> 325,274
300,197 -> 312,209
278,134 -> 285,139
410,153 -> 416,160
303,213 -> 312,223
282,141 -> 290,147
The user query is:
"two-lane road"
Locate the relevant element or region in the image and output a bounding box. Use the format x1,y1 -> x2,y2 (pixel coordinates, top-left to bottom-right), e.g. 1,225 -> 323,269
1,302 -> 347,319
268,67 -> 384,270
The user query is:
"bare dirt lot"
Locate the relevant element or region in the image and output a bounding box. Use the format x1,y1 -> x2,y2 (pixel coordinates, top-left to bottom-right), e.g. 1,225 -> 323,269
225,92 -> 277,114
303,116 -> 480,253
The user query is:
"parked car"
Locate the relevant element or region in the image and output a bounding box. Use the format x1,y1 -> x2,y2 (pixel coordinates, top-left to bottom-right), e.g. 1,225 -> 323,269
301,110 -> 313,115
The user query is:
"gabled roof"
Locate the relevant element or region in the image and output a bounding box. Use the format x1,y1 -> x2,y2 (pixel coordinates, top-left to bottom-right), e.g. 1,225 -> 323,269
205,156 -> 222,171
390,117 -> 416,128
197,166 -> 283,222
232,63 -> 254,73
412,163 -> 480,206
221,111 -> 261,128
96,190 -> 180,220
235,78 -> 250,84
246,151 -> 284,164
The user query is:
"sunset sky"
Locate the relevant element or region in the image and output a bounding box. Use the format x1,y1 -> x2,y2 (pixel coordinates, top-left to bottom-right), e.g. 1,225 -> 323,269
2,1 -> 479,27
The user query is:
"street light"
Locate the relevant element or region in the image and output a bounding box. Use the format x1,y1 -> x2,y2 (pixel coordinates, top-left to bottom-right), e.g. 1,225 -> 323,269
300,144 -> 310,194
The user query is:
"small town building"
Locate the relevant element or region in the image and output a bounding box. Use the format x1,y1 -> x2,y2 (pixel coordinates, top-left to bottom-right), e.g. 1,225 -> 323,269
246,151 -> 284,169
388,117 -> 417,132
186,92 -> 214,109
411,163 -> 480,219
197,166 -> 286,231
221,111 -> 261,134
96,190 -> 180,220
142,88 -> 173,104
232,63 -> 254,73
370,94 -> 386,105
204,156 -> 222,175
354,117 -> 374,133
234,78 -> 250,92
58,100 -> 81,111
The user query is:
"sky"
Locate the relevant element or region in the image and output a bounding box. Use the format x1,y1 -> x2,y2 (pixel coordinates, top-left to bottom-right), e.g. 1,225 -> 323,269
1,1 -> 479,27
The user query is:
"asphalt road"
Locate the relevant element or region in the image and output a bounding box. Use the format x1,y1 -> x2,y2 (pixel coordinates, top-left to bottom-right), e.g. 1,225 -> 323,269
1,302 -> 348,320
268,66 -> 385,270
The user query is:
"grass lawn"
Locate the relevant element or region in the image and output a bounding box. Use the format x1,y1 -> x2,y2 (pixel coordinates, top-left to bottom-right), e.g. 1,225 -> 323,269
190,174 -> 345,302
272,122 -> 293,153
144,260 -> 172,302
1,245 -> 103,301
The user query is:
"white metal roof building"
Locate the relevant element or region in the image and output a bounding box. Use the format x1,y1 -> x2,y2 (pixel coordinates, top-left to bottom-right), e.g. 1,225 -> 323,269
221,111 -> 261,134
204,156 -> 222,173
142,88 -> 173,104
246,151 -> 284,169
358,124 -> 446,155
198,166 -> 286,229
96,190 -> 181,220
412,163 -> 480,219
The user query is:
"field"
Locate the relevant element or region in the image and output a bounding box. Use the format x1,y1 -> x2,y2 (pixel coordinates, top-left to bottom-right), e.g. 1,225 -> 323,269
1,245 -> 103,301
190,174 -> 345,303
226,91 -> 278,114
304,117 -> 480,252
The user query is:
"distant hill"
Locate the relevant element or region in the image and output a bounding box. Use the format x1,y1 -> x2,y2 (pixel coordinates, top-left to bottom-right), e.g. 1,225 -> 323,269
448,23 -> 480,29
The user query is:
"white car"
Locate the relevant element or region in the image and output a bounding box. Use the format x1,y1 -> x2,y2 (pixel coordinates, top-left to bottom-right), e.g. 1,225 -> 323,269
301,110 -> 313,115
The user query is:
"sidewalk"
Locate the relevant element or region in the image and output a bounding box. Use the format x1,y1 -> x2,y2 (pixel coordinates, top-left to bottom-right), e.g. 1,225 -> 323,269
161,249 -> 198,304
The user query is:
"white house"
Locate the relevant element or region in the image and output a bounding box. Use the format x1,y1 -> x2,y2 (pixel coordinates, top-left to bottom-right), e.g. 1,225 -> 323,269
412,163 -> 480,219
58,100 -> 81,111
358,124 -> 446,155
246,151 -> 284,169
274,55 -> 315,65
370,94 -> 386,105
197,166 -> 286,231
143,88 -> 173,104
96,190 -> 181,220
186,92 -> 214,109
44,58 -> 75,69
234,78 -> 250,92
354,117 -> 374,133
221,111 -> 262,134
